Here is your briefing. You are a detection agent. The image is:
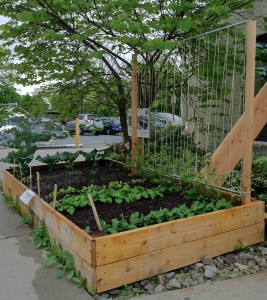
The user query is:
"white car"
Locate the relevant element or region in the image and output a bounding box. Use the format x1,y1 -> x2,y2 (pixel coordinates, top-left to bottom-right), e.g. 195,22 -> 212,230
151,112 -> 183,128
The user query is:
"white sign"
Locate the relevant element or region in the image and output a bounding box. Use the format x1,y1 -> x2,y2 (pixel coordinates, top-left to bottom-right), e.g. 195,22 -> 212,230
128,108 -> 150,138
19,190 -> 36,206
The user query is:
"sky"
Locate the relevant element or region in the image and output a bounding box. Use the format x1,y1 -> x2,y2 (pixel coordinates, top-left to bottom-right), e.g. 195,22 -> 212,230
0,15 -> 38,95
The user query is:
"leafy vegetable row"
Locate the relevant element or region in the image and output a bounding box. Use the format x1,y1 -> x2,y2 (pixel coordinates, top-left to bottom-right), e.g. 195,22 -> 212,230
55,180 -> 165,215
100,199 -> 233,234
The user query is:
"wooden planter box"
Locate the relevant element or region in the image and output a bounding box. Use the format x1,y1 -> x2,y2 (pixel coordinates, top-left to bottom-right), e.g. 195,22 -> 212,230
2,168 -> 265,294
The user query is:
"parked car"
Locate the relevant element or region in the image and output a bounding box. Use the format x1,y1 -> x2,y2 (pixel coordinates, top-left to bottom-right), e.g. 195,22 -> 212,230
100,117 -> 122,135
0,106 -> 68,146
151,112 -> 183,128
65,114 -> 104,135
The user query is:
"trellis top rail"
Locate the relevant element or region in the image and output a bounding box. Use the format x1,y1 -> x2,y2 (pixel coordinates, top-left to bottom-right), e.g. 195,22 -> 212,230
182,20 -> 248,42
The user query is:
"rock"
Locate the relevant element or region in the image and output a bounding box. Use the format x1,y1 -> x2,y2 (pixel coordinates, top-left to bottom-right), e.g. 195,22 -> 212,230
141,280 -> 149,286
181,280 -> 190,288
204,265 -> 219,278
154,285 -> 164,293
108,289 -> 121,296
254,256 -> 262,263
216,262 -> 225,270
202,256 -> 213,265
157,274 -> 166,285
190,281 -> 198,286
95,293 -> 110,300
234,263 -> 248,271
197,276 -> 205,284
144,283 -> 154,291
191,273 -> 202,281
224,254 -> 236,264
133,282 -> 141,288
195,263 -> 204,270
168,279 -> 182,289
165,271 -> 176,279
263,248 -> 267,255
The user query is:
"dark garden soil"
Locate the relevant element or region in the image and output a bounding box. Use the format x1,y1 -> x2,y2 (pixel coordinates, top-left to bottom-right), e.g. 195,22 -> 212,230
27,160 -> 222,233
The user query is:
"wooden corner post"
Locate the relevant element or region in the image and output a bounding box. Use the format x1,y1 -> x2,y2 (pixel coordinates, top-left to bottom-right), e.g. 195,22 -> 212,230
242,20 -> 256,205
131,54 -> 138,175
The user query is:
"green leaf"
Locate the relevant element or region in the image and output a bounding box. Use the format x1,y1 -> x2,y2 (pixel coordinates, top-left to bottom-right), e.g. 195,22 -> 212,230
20,11 -> 35,22
55,270 -> 64,279
177,19 -> 193,31
44,257 -> 56,268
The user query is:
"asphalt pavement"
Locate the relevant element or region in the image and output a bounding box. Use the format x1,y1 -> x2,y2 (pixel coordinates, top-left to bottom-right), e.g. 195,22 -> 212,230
0,138 -> 267,300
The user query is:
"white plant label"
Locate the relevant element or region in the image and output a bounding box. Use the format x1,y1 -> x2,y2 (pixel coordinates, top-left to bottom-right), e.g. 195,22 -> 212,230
19,190 -> 36,206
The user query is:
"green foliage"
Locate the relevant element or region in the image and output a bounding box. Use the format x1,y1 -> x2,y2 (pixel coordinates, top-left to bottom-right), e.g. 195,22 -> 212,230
60,151 -> 81,169
0,0 -> 252,139
79,146 -> 114,165
55,180 -> 165,215
4,194 -> 20,213
36,152 -> 62,170
143,126 -> 205,176
101,198 -> 233,234
35,147 -> 115,172
32,221 -> 88,290
32,221 -> 51,249
224,155 -> 267,209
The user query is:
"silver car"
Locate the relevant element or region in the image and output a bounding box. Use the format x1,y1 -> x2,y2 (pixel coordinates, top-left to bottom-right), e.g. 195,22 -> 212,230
66,114 -> 104,135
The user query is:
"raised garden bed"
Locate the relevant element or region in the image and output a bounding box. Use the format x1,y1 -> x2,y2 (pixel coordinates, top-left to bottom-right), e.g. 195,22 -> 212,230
2,161 -> 265,294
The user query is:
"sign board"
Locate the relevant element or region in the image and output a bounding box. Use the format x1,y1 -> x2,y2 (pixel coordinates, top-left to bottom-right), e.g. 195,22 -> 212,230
19,190 -> 36,206
128,108 -> 150,138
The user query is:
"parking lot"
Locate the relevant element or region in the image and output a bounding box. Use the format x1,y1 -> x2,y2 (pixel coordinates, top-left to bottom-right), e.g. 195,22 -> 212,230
0,134 -> 123,180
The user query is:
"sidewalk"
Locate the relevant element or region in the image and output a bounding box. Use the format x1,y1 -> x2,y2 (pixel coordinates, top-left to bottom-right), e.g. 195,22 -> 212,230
0,189 -> 92,300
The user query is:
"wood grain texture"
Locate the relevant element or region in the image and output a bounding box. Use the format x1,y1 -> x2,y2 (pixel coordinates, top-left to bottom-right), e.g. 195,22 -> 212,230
96,223 -> 264,292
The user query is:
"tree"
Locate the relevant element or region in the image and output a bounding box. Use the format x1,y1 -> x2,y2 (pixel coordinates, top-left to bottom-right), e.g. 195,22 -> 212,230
0,0 -> 253,140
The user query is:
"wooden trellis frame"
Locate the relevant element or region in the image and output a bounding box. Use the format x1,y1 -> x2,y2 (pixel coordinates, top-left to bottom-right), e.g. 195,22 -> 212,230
131,21 -> 266,206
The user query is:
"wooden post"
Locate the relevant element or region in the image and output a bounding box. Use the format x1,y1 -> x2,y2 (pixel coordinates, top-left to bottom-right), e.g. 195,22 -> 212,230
75,116 -> 80,148
53,184 -> 57,209
242,20 -> 256,205
131,54 -> 138,175
29,166 -> 32,190
37,172 -> 40,197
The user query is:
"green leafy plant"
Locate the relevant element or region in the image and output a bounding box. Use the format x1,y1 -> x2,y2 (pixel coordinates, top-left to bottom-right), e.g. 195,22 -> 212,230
60,151 -> 81,169
32,220 -> 51,249
36,152 -> 62,170
32,222 -> 90,291
101,198 -> 233,234
79,146 -> 114,165
4,194 -> 21,213
55,180 -> 165,215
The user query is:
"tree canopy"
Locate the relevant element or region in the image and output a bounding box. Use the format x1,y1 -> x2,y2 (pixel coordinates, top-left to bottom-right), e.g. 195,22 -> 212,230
0,0 -> 253,139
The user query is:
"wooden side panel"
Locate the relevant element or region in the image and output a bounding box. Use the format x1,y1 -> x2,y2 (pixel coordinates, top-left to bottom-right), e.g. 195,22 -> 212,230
46,226 -> 96,294
96,222 -> 264,293
202,81 -> 267,185
95,201 -> 264,266
3,170 -> 95,268
43,205 -> 95,267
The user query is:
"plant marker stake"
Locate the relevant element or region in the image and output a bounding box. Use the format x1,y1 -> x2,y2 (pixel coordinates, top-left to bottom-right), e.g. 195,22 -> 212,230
53,184 -> 57,209
13,158 -> 15,176
29,166 -> 32,190
88,194 -> 102,231
37,172 -> 40,197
